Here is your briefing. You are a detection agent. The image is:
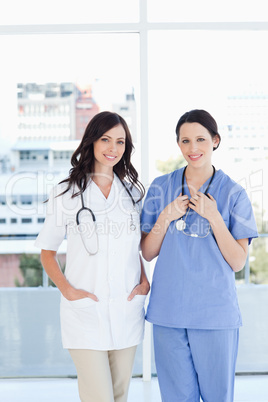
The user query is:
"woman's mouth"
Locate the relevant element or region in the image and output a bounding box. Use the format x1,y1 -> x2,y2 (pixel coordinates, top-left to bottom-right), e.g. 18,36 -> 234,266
188,154 -> 202,161
104,154 -> 117,161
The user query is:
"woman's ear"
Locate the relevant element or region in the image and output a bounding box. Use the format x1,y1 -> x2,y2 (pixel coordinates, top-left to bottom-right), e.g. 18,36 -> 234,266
213,135 -> 220,150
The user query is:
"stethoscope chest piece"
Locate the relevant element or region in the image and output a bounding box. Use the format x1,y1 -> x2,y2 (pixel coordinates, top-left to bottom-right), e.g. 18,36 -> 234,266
130,222 -> 136,231
129,213 -> 137,231
175,165 -> 216,236
176,219 -> 186,231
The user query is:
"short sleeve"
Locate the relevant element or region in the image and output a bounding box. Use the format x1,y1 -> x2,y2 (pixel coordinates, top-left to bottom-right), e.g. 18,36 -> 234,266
229,189 -> 258,244
141,178 -> 163,233
34,185 -> 67,251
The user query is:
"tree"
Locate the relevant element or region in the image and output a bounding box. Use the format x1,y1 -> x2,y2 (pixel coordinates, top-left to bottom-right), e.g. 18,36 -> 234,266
15,254 -> 43,287
243,202 -> 268,284
250,236 -> 268,284
156,155 -> 186,175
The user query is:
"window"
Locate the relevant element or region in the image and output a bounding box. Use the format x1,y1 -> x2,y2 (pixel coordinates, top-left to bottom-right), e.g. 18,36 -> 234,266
21,218 -> 32,224
0,195 -> 6,205
146,28 -> 268,283
0,0 -> 268,383
11,196 -> 18,205
0,3 -> 267,289
148,0 -> 268,22
0,31 -> 139,290
0,0 -> 139,24
10,218 -> 17,224
20,151 -> 30,160
20,150 -> 49,161
20,195 -> 32,205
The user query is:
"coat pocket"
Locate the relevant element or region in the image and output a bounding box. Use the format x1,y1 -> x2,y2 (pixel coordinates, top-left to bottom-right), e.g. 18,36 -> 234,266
124,294 -> 146,344
60,296 -> 100,345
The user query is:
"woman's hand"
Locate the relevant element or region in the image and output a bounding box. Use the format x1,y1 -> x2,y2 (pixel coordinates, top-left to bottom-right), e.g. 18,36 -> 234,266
40,250 -> 98,302
164,193 -> 189,223
188,192 -> 219,222
63,286 -> 99,302
140,194 -> 189,262
127,280 -> 150,301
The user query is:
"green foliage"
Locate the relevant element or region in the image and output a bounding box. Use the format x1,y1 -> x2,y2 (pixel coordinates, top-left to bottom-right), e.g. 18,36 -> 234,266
16,254 -> 43,287
156,155 -> 186,175
250,236 -> 268,284
249,201 -> 268,284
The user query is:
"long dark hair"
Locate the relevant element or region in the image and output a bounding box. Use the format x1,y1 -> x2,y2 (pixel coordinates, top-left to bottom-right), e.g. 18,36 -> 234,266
175,109 -> 221,150
59,111 -> 145,199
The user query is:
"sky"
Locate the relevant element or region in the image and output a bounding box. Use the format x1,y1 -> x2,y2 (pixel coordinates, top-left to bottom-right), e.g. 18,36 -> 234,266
0,33 -> 139,150
1,12 -> 268,185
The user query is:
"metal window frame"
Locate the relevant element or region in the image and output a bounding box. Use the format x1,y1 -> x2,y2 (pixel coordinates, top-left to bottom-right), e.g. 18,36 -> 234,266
1,0 -> 268,380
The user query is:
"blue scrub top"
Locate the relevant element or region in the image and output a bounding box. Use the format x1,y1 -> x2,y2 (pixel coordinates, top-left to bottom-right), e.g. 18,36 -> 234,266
141,168 -> 258,330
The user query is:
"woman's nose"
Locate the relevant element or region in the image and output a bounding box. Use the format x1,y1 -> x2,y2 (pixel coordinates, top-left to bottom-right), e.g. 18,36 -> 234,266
190,141 -> 198,151
109,141 -> 117,152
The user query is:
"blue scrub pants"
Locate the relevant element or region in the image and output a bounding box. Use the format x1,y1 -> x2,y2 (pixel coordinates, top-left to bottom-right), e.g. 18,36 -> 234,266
153,325 -> 239,402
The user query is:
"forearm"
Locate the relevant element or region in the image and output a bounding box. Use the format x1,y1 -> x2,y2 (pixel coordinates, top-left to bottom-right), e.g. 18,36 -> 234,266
141,211 -> 172,261
210,213 -> 248,272
139,255 -> 150,290
40,249 -> 72,296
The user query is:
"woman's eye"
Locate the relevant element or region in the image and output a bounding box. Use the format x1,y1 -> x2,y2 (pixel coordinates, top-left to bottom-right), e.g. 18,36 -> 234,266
118,141 -> 125,145
101,138 -> 108,142
197,138 -> 205,142
182,140 -> 189,144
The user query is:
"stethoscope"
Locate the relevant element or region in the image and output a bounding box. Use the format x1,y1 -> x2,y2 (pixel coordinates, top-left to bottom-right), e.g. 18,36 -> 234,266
175,165 -> 216,236
76,176 -> 139,255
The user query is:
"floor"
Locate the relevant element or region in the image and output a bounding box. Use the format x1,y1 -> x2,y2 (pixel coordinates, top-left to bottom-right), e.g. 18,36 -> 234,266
0,375 -> 268,401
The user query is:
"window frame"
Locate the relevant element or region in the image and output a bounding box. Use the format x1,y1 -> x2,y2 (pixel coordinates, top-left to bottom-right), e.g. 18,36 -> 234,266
1,0 -> 268,380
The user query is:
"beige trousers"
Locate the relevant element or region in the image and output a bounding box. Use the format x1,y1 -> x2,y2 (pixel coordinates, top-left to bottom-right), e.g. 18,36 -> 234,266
69,346 -> 137,402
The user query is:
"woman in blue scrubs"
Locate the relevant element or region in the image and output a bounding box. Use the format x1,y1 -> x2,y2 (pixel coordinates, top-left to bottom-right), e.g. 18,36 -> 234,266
141,109 -> 258,402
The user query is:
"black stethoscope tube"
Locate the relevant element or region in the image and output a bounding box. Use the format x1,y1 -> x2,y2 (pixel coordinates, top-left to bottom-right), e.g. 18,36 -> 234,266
181,165 -> 216,197
76,176 -> 137,226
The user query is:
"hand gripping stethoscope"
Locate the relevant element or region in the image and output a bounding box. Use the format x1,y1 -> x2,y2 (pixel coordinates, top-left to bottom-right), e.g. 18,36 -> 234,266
76,176 -> 139,255
175,165 -> 216,237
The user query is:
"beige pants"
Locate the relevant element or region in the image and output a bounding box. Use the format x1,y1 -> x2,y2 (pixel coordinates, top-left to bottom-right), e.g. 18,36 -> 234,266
69,346 -> 137,402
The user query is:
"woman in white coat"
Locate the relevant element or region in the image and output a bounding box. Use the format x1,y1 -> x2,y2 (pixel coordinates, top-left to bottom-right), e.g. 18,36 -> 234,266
35,111 -> 150,402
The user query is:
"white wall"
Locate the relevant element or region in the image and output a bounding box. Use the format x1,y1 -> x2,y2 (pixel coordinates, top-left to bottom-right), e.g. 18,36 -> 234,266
0,285 -> 267,377
236,285 -> 268,373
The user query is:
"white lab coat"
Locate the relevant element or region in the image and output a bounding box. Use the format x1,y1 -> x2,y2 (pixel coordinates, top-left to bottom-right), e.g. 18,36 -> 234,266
35,175 -> 146,350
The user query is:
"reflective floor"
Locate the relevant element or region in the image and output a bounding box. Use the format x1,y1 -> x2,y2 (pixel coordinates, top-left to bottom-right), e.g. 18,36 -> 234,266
0,375 -> 268,401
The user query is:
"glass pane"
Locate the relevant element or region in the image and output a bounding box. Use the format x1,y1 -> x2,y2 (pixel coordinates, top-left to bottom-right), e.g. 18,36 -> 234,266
249,235 -> 268,284
0,0 -> 139,25
148,0 -> 268,22
0,33 -> 140,287
148,30 -> 268,283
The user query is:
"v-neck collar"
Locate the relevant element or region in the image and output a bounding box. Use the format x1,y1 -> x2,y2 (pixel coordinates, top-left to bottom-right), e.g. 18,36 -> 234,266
90,176 -> 116,202
183,168 -> 217,197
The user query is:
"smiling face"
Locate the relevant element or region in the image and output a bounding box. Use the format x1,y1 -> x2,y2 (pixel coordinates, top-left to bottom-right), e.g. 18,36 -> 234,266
93,124 -> 126,172
178,122 -> 220,168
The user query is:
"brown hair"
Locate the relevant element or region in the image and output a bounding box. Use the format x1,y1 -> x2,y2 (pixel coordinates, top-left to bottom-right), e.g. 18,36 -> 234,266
59,111 -> 144,199
175,109 -> 221,151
